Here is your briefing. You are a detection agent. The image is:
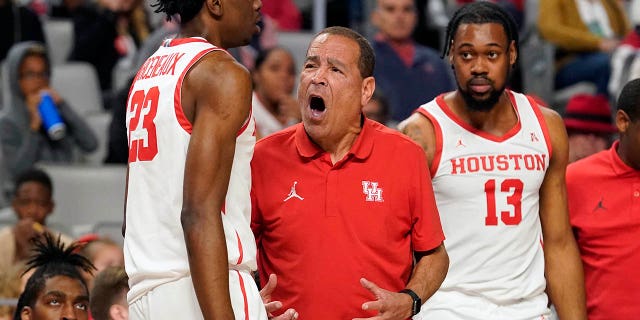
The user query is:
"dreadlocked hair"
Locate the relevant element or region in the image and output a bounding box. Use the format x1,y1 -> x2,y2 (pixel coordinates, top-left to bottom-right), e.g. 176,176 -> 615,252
441,1 -> 519,60
14,233 -> 95,319
152,0 -> 204,23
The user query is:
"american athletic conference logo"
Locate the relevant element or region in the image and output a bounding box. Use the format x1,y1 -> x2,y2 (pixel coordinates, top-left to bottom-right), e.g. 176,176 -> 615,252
362,181 -> 384,202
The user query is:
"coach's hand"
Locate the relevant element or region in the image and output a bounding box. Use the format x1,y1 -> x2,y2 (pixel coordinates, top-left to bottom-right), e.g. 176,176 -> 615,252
260,273 -> 298,320
354,278 -> 413,320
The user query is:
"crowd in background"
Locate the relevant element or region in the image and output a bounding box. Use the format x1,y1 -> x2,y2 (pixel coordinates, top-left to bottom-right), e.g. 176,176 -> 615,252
0,0 -> 639,319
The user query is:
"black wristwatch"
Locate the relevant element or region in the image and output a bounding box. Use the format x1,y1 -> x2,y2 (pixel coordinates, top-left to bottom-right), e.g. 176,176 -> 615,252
399,288 -> 421,316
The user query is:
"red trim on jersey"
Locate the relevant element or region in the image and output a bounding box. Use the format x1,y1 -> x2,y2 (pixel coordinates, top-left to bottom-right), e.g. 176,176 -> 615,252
221,201 -> 226,215
237,107 -> 253,137
435,92 -> 522,142
528,95 -> 553,158
415,108 -> 443,177
173,48 -> 223,134
236,270 -> 250,320
235,230 -> 244,264
167,37 -> 210,46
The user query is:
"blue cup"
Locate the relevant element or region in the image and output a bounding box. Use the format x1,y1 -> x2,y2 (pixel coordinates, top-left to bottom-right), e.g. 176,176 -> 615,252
38,93 -> 66,140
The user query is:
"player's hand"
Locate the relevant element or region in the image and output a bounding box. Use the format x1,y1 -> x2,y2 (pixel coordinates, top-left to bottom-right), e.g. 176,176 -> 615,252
353,278 -> 413,320
260,273 -> 298,320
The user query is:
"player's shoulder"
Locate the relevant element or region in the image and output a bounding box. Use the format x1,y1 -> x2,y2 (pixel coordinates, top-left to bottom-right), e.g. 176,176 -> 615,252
369,120 -> 426,156
204,50 -> 248,72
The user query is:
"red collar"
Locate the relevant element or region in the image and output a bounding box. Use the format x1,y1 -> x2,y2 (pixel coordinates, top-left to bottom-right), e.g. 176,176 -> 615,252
294,117 -> 375,162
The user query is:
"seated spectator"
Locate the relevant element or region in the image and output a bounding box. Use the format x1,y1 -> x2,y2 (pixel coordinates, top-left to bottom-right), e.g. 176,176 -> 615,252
0,168 -> 73,276
14,233 -> 94,320
252,47 -> 299,139
90,266 -> 128,320
371,0 -> 455,122
0,0 -> 45,62
69,0 -> 150,94
538,0 -> 631,97
609,2 -> 640,100
0,263 -> 22,320
76,235 -> 124,290
564,93 -> 617,163
0,42 -> 98,178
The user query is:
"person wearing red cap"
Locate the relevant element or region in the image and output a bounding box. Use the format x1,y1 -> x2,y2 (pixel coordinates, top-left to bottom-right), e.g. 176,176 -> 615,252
566,78 -> 640,320
563,94 -> 617,163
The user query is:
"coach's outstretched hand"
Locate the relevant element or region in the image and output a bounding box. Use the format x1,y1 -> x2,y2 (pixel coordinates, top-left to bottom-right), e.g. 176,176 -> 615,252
260,273 -> 299,320
354,278 -> 413,320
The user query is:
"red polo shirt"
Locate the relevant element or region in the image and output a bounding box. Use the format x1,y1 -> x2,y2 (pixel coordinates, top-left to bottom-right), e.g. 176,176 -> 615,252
567,141 -> 640,320
251,119 -> 445,319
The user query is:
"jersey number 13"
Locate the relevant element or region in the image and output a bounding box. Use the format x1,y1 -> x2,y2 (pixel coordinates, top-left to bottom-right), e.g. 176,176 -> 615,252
484,178 -> 523,226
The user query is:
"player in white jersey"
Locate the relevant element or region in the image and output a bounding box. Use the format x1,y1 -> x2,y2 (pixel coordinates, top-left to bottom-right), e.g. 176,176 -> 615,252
399,2 -> 587,319
122,1 -> 297,320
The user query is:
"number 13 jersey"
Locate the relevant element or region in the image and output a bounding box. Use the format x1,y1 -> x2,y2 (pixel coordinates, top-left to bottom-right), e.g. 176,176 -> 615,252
417,91 -> 551,305
124,38 -> 257,303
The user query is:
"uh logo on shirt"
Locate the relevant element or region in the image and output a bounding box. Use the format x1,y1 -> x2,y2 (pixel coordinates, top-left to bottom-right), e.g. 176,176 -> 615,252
362,181 -> 384,202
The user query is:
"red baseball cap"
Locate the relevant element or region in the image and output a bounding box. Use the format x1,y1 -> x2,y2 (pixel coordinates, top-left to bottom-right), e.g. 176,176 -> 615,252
563,94 -> 617,133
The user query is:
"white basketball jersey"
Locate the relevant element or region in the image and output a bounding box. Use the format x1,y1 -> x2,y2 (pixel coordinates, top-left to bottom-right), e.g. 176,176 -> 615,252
418,91 -> 550,310
123,38 -> 258,303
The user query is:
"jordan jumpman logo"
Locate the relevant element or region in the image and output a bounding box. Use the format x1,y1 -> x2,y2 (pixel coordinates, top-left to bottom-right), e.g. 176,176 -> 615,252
592,197 -> 607,212
284,181 -> 304,202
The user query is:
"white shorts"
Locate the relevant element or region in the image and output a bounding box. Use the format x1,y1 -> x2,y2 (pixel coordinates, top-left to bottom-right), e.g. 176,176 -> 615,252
415,290 -> 550,320
129,270 -> 267,320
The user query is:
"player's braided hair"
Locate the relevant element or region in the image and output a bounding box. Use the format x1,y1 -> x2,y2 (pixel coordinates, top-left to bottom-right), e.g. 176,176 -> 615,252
441,1 -> 519,61
152,0 -> 204,23
14,233 -> 95,320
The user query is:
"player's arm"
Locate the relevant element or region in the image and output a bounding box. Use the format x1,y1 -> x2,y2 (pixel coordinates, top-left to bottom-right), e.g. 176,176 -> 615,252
398,112 -> 437,166
181,52 -> 252,320
539,107 -> 587,320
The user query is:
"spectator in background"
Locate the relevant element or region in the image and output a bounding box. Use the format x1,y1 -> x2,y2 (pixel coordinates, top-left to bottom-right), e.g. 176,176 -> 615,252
0,0 -> 45,62
371,0 -> 454,122
252,47 -> 300,139
77,235 -> 124,290
538,0 -> 630,97
261,0 -> 301,31
608,1 -> 640,100
90,266 -> 129,320
362,91 -> 392,127
69,0 -> 150,94
0,42 -> 98,178
14,233 -> 94,320
566,78 -> 640,320
0,168 -> 73,277
0,263 -> 22,320
564,94 -> 617,163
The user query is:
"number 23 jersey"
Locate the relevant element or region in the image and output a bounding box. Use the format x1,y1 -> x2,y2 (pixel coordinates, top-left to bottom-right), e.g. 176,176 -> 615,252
417,91 -> 551,303
124,38 -> 257,303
